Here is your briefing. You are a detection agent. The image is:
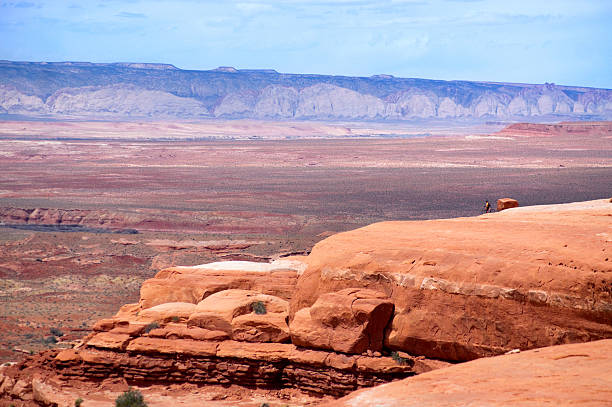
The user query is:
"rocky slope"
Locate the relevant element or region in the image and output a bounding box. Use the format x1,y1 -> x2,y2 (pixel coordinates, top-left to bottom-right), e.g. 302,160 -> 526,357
1,199 -> 610,405
1,60 -> 611,121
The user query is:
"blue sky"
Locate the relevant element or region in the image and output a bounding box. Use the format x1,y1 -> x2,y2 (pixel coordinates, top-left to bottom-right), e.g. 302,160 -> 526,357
0,0 -> 610,88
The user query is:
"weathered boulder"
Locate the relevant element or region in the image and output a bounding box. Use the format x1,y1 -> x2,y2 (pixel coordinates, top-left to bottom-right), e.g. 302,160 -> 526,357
32,377 -> 73,407
232,312 -> 290,343
109,321 -> 148,336
87,332 -> 132,350
321,339 -> 612,407
137,302 -> 196,323
187,289 -> 290,342
291,199 -> 612,361
10,379 -> 32,400
497,197 -> 519,211
146,323 -> 230,341
290,288 -> 394,353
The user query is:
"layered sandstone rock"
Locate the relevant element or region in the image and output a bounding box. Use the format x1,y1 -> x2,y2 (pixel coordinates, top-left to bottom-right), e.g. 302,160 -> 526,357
321,339 -> 612,407
291,199 -> 612,361
138,260 -> 301,309
137,302 -> 196,323
187,289 -> 290,343
2,200 -> 611,404
0,259 -> 436,401
0,340 -> 431,402
290,288 -> 394,353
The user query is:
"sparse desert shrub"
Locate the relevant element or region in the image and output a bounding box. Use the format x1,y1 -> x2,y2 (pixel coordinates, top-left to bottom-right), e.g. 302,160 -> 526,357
115,388 -> 147,407
251,301 -> 267,315
143,322 -> 160,334
260,403 -> 270,407
50,327 -> 64,337
43,335 -> 58,345
391,350 -> 409,365
74,397 -> 84,407
171,316 -> 180,323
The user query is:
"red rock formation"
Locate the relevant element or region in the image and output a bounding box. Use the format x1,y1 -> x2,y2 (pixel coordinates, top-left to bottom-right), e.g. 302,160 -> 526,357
1,200 -> 610,404
0,259 -> 445,403
497,197 -> 519,211
320,339 -> 612,407
187,289 -> 290,343
138,261 -> 300,308
291,199 -> 612,361
0,336 -> 432,401
290,288 -> 394,353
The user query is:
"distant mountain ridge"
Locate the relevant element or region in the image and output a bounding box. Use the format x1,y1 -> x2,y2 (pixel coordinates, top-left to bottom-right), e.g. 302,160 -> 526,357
1,60 -> 610,121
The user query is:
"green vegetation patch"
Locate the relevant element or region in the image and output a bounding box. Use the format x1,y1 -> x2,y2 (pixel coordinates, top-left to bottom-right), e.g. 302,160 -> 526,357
116,388 -> 147,407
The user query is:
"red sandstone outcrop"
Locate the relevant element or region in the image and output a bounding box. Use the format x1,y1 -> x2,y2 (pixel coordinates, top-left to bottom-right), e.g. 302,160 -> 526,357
138,302 -> 197,323
187,289 -> 290,343
1,199 -> 611,404
497,197 -> 519,211
138,260 -> 302,309
321,339 -> 612,407
291,198 -> 612,361
0,258 -> 448,404
290,288 -> 394,353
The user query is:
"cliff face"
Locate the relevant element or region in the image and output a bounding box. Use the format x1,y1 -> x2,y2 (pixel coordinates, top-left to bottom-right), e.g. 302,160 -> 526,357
1,61 -> 611,121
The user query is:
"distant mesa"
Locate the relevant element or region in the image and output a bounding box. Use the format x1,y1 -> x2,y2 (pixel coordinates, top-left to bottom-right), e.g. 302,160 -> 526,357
213,66 -> 239,73
370,74 -> 395,79
239,68 -> 279,74
0,61 -> 179,70
0,59 -> 611,121
110,62 -> 179,70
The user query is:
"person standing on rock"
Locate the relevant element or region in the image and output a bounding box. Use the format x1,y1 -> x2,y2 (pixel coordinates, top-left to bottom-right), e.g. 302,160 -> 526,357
483,200 -> 491,213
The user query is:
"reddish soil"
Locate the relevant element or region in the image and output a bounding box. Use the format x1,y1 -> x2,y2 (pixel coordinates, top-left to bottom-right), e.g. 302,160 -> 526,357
0,120 -> 610,365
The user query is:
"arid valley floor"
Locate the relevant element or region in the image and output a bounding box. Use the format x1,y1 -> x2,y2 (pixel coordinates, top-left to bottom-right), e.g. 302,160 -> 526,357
0,119 -> 610,405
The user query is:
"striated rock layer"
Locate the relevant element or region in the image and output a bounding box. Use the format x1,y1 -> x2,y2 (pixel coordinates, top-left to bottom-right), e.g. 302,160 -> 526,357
291,199 -> 612,361
2,61 -> 611,121
46,338 -> 423,397
321,339 -> 612,407
0,260 -> 445,404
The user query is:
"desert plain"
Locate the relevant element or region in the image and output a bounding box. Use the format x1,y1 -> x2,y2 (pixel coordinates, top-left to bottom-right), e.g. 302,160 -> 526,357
0,119 -> 610,405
